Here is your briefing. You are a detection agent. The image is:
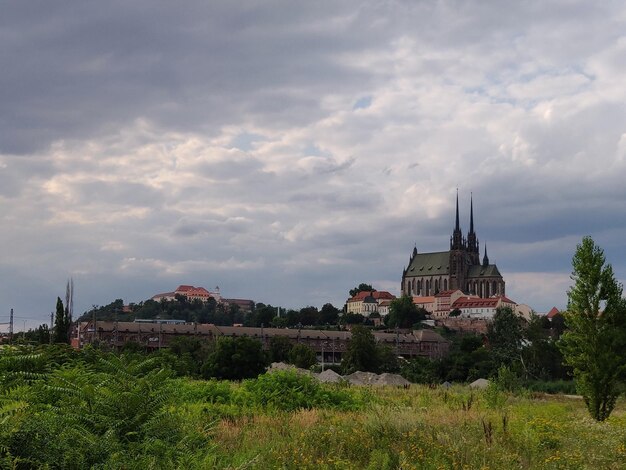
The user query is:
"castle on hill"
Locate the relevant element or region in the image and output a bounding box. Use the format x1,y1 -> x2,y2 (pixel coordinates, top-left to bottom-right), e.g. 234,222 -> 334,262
401,194 -> 505,298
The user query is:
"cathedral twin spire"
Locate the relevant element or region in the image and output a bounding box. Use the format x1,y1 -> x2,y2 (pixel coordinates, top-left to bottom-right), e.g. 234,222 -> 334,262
451,192 -> 486,262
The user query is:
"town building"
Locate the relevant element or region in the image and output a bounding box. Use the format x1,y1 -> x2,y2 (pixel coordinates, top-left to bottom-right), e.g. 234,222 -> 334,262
401,194 -> 505,299
152,285 -> 222,303
73,320 -> 449,362
151,286 -> 255,312
450,295 -> 517,319
411,295 -> 436,314
433,290 -> 466,318
345,290 -> 396,315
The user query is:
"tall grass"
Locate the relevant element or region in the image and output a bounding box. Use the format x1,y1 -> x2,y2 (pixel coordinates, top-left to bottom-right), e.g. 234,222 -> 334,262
194,383 -> 625,469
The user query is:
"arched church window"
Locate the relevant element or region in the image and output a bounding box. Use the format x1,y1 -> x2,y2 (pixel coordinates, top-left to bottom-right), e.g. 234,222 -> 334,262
444,279 -> 448,291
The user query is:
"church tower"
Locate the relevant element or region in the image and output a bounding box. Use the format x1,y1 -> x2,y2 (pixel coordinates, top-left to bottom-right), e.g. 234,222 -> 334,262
467,194 -> 480,264
402,192 -> 505,300
449,191 -> 467,292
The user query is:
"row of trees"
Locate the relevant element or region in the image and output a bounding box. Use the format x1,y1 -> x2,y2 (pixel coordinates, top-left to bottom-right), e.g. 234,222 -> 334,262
75,298 -> 344,329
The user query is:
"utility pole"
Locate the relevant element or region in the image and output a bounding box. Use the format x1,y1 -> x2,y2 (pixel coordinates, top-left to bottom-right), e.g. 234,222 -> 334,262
92,308 -> 97,344
9,308 -> 13,344
114,308 -> 119,351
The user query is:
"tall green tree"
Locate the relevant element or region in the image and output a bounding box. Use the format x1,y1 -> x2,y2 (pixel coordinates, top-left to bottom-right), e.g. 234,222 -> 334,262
288,343 -> 317,369
319,303 -> 340,325
558,236 -> 626,421
487,306 -> 523,368
201,336 -> 268,380
349,283 -> 373,297
386,295 -> 425,329
53,297 -> 70,344
269,335 -> 293,363
342,325 -> 380,374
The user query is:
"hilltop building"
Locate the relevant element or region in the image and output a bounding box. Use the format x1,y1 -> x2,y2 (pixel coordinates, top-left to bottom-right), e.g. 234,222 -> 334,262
451,295 -> 517,319
346,290 -> 396,316
151,285 -> 254,312
152,285 -> 221,303
401,194 -> 505,299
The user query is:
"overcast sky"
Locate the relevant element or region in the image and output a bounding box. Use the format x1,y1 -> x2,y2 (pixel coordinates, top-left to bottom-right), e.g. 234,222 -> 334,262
2,1 -> 626,328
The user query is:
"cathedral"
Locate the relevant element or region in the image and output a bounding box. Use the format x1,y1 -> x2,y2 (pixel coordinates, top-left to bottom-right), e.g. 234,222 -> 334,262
401,194 -> 505,298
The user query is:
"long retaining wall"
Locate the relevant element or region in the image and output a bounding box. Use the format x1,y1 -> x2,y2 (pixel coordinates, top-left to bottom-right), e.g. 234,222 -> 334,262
73,321 -> 450,361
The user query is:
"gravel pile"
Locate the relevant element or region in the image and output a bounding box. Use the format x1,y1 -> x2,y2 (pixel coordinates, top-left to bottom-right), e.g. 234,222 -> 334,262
317,369 -> 342,383
469,378 -> 490,389
377,373 -> 411,386
344,371 -> 380,385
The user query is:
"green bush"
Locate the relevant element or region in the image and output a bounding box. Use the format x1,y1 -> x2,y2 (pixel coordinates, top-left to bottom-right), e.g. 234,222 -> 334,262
171,378 -> 233,404
522,380 -> 577,395
241,370 -> 359,412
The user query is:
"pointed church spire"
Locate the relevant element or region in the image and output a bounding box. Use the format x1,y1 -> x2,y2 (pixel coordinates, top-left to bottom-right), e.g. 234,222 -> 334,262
469,192 -> 474,234
455,189 -> 460,231
483,244 -> 489,266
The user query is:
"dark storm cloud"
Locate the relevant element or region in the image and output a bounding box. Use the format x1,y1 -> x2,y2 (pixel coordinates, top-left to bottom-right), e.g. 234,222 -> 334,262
2,0 -> 626,324
0,1 -> 383,154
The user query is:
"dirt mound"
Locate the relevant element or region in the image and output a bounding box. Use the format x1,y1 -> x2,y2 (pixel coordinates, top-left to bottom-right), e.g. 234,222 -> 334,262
469,378 -> 490,389
377,373 -> 411,386
317,369 -> 342,383
345,371 -> 380,385
343,371 -> 410,386
268,362 -> 312,375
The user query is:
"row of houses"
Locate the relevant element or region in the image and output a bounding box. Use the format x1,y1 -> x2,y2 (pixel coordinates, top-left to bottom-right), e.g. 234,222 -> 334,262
345,288 -> 525,320
73,320 -> 450,362
413,290 -> 520,319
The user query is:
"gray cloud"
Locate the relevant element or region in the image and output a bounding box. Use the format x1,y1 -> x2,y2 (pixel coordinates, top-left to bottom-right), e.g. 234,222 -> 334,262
2,1 -> 626,328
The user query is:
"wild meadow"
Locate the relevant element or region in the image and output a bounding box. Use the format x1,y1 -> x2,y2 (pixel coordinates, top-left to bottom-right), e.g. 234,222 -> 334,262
1,346 -> 624,469
184,379 -> 626,469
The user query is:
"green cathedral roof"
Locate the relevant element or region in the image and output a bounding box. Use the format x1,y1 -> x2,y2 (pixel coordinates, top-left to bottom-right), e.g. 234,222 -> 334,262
405,250 -> 502,280
468,264 -> 502,277
405,251 -> 450,277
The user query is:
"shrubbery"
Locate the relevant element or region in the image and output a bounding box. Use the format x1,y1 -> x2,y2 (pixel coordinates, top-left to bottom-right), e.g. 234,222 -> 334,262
241,370 -> 360,412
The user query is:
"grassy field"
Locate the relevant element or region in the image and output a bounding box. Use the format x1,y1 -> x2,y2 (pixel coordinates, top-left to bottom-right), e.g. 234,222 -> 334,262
170,375 -> 626,469
3,354 -> 625,469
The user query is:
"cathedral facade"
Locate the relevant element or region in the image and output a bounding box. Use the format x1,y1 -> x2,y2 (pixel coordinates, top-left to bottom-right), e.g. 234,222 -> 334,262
401,195 -> 505,298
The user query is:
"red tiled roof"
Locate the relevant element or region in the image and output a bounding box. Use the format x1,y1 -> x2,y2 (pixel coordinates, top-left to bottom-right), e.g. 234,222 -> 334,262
175,285 -> 194,292
452,296 -> 516,309
435,290 -> 459,297
373,291 -> 395,300
546,307 -> 560,318
413,296 -> 435,304
152,291 -> 175,299
347,290 -> 396,302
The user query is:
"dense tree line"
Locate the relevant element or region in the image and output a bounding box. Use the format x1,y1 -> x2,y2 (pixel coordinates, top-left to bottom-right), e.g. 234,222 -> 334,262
73,298 -> 343,329
400,306 -> 571,386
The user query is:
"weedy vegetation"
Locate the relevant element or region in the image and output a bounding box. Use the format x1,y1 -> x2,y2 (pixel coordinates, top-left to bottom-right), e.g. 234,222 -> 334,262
1,344 -> 625,469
